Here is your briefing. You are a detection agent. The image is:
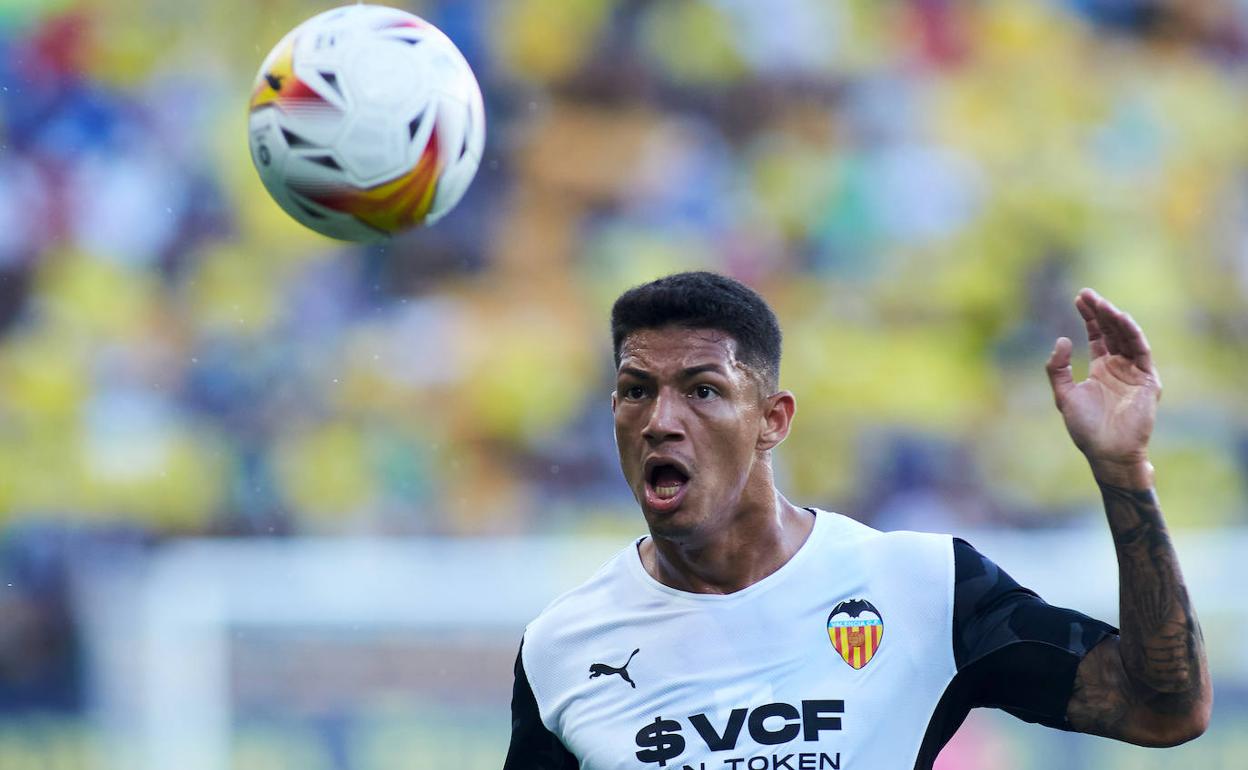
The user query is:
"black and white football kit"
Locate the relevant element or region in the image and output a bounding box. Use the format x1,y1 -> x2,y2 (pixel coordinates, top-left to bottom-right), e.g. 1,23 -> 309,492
504,509 -> 1116,770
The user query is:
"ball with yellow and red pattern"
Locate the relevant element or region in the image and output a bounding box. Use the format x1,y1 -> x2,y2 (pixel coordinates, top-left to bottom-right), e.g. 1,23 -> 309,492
248,4 -> 484,242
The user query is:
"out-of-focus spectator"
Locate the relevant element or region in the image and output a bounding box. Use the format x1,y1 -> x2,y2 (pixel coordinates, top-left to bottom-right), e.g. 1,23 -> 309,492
0,0 -> 1242,554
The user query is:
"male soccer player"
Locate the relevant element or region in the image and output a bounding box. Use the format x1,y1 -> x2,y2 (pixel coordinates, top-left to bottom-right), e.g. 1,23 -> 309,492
504,272 -> 1210,769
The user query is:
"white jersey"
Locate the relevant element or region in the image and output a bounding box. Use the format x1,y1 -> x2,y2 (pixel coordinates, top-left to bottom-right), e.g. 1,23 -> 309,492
505,509 -> 1115,770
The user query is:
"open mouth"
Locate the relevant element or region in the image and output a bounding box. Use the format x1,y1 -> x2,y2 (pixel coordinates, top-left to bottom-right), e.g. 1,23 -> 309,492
645,462 -> 691,511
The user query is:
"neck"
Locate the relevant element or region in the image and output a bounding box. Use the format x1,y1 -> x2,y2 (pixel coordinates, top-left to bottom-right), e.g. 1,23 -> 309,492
640,491 -> 814,594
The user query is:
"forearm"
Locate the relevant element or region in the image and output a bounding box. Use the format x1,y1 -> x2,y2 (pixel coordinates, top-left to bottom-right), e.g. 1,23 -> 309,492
1093,475 -> 1210,740
1049,288 -> 1209,743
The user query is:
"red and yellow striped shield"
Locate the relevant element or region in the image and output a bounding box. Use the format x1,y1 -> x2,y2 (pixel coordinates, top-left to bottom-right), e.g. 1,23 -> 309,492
827,599 -> 884,670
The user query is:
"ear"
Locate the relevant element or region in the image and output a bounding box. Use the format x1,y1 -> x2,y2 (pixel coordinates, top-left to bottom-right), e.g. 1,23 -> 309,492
611,389 -> 618,414
757,390 -> 796,452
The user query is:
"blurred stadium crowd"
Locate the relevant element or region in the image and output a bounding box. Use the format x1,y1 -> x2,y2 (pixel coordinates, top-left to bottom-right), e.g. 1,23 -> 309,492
0,0 -> 1246,725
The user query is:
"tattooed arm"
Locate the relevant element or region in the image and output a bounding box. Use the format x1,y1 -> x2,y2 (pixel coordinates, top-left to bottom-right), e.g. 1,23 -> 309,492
1044,290 -> 1211,746
1065,481 -> 1211,745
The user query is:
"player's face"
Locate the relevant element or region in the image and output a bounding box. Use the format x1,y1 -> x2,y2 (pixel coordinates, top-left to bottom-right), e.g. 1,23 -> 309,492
612,326 -> 774,537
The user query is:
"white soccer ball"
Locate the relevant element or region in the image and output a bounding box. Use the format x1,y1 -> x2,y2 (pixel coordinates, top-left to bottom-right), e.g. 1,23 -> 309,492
247,4 -> 485,242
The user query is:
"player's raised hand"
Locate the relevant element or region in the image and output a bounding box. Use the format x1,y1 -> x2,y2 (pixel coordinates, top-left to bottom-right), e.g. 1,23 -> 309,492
1044,288 -> 1161,489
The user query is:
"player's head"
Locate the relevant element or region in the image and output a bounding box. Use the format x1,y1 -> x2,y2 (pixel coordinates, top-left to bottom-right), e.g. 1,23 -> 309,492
610,272 -> 795,539
611,271 -> 782,393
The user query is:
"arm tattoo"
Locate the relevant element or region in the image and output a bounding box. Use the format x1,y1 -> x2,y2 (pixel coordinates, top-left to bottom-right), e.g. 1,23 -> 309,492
1067,635 -> 1131,736
1104,486 -> 1203,695
1068,484 -> 1209,742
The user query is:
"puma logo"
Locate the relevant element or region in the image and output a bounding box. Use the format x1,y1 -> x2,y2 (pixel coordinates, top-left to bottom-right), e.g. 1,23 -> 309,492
589,648 -> 640,688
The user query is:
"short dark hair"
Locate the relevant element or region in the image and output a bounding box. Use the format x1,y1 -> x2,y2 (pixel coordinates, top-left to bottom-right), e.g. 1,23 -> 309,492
611,271 -> 782,389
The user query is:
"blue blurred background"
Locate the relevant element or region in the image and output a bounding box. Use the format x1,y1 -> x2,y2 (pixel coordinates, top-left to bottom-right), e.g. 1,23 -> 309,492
0,0 -> 1246,768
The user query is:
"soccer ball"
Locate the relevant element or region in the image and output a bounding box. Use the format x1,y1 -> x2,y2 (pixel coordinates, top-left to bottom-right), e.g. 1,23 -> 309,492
247,4 -> 485,242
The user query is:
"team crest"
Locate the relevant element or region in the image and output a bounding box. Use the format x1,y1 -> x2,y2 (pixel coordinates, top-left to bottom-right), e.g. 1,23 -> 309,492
827,598 -> 883,670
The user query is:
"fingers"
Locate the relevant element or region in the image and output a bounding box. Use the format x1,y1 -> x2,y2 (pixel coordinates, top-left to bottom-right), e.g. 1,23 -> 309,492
1076,288 -> 1155,375
1117,311 -> 1154,374
1074,291 -> 1109,359
1045,336 -> 1075,406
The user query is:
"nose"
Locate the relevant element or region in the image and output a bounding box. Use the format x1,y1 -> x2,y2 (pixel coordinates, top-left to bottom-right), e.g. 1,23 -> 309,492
642,390 -> 685,445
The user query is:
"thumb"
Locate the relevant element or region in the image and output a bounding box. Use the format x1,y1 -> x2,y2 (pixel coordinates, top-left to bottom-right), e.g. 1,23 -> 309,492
1045,336 -> 1075,407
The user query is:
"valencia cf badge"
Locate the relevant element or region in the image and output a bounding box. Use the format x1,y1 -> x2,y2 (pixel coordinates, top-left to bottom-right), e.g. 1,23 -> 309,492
827,598 -> 883,670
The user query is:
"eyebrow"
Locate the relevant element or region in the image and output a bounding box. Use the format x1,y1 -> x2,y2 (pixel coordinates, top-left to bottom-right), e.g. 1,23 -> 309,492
617,363 -> 730,380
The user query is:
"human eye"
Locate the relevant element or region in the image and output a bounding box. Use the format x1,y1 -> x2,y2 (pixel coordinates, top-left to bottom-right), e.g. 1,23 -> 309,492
621,384 -> 648,400
690,384 -> 719,400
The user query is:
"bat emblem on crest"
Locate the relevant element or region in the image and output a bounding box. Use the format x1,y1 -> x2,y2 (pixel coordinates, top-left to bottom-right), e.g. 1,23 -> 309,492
827,598 -> 883,670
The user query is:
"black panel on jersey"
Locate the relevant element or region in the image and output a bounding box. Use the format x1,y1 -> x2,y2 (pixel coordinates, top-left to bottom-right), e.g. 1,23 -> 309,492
504,640 -> 579,770
913,538 -> 1118,770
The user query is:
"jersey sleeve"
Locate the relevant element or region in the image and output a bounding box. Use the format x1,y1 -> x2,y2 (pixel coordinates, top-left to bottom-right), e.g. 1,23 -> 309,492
503,639 -> 579,770
914,538 -> 1118,768
951,537 -> 1117,724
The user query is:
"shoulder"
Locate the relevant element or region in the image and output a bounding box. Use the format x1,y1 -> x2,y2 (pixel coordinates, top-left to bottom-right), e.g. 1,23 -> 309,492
950,537 -> 1031,615
810,508 -> 955,571
522,538 -> 641,658
809,509 -> 959,623
949,536 -> 1116,669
